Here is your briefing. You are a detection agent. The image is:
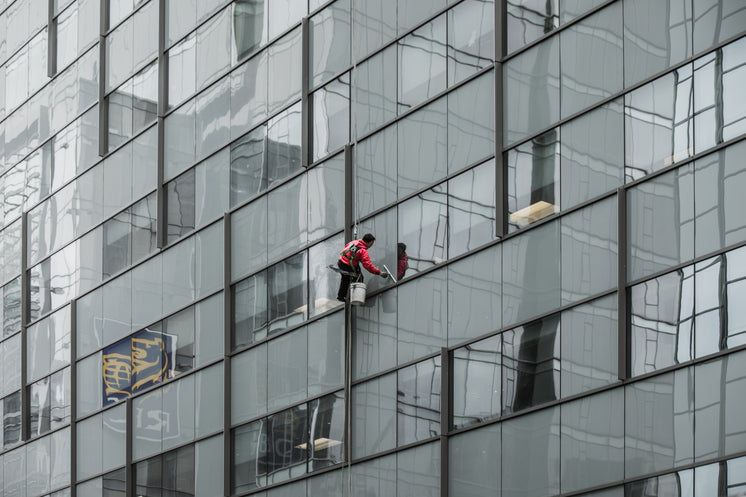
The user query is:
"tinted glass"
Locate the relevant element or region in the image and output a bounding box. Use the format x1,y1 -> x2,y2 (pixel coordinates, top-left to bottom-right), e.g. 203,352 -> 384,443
308,313 -> 344,396
312,76 -> 349,162
447,71 -> 494,174
397,16 -> 446,113
310,0 -> 350,88
351,374 -> 396,458
352,0 -> 396,60
447,0 -> 494,86
448,160 -> 496,258
353,292 -> 397,380
268,326 -> 308,411
231,52 -> 268,138
267,252 -> 307,334
308,392 -> 345,470
356,126 -> 397,217
453,334 -> 501,428
448,424 -> 501,497
398,186 -> 448,275
397,270 -> 447,365
354,45 -> 396,137
231,126 -> 267,206
397,441 -> 440,497
397,98 -> 447,198
398,357 -> 441,445
233,271 -> 268,347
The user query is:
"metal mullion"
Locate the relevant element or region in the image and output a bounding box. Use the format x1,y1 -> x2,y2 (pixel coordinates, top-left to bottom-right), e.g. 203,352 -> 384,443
440,347 -> 450,497
617,187 -> 628,380
98,0 -> 109,157
302,18 -> 312,168
21,212 -> 29,443
48,0 -> 56,77
69,298 -> 78,497
125,397 -> 133,497
223,211 -> 232,496
156,0 -> 167,250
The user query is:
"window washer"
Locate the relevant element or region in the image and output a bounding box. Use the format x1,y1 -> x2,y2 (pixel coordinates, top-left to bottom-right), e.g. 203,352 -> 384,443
336,233 -> 388,301
397,242 -> 409,280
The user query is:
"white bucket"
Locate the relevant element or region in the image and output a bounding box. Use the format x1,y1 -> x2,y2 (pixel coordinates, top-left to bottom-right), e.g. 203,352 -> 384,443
349,282 -> 367,305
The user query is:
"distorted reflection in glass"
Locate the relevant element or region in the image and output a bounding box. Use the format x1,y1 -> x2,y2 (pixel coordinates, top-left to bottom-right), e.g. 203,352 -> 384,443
233,271 -> 268,347
267,102 -> 302,187
448,160 -> 495,258
506,0 -> 558,54
397,15 -> 446,112
309,0 -> 350,88
398,186 -> 448,274
447,0 -> 494,86
397,98 -> 447,198
268,252 -> 307,334
232,0 -> 267,61
309,391 -> 345,470
398,356 -> 441,445
308,234 -> 346,316
265,404 -> 308,484
453,334 -> 500,428
354,45 -> 397,137
312,75 -> 350,163
502,314 -> 560,414
231,125 -> 267,206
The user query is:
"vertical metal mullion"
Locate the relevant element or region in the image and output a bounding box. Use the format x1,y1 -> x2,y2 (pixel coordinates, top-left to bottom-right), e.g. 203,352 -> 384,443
617,187 -> 628,380
125,398 -> 133,497
344,144 -> 353,242
98,0 -> 109,157
48,0 -> 56,77
440,347 -> 450,497
69,299 -> 78,497
494,0 -> 505,238
20,213 -> 29,443
223,212 -> 232,497
156,0 -> 167,249
301,18 -> 312,168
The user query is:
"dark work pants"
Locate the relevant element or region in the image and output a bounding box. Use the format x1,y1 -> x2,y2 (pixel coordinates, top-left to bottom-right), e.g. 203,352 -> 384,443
337,261 -> 362,300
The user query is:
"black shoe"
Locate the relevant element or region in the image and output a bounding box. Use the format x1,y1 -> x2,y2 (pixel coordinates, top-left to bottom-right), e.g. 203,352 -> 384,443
337,297 -> 346,302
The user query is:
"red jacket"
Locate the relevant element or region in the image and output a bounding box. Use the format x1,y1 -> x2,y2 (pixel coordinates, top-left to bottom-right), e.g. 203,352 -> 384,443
339,239 -> 381,275
397,252 -> 408,279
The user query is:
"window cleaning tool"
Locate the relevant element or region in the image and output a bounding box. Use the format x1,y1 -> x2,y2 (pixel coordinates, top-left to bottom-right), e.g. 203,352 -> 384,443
382,265 -> 397,283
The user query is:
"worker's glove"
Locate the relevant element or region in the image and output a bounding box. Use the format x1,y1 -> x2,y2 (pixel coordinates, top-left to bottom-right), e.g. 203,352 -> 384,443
380,272 -> 390,279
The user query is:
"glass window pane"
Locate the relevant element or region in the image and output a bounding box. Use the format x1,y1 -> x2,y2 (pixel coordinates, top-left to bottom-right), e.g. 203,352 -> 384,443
169,33 -> 197,109
195,221 -> 224,297
268,0 -> 305,40
133,388 -> 162,460
560,294 -> 618,397
267,102 -> 302,187
726,247 -> 746,348
560,389 -> 624,493
397,270 -> 447,365
352,0 -> 396,60
131,256 -> 163,329
166,169 -> 196,244
103,403 -> 126,472
267,252 -> 307,334
196,7 -> 231,90
397,16 -> 446,113
502,405 -> 560,497
26,435 -> 51,497
312,76 -> 349,163
162,239 -> 197,315
195,435 -> 223,497
397,0 -> 444,35
77,414 -> 102,479
693,0 -> 746,54
447,72 -> 494,174
624,67 -> 694,181
309,392 -> 345,471
233,271 -> 268,348
354,45 -> 396,137
106,17 -> 134,92
267,176 -> 307,262
351,374 -> 396,458
560,3 -> 622,118
308,313 -> 344,396
356,126 -> 397,217
627,164 -> 694,281
448,424 -> 500,497
231,344 -> 267,424
353,291 -> 397,380
356,208 -> 398,294
163,306 -> 195,375
625,368 -> 694,478
164,100 -> 197,181
195,149 -> 230,228
397,441 -> 440,497
233,420 -> 267,492
506,0 -> 558,54
453,334 -> 501,429
135,455 -> 162,497
507,129 -> 559,232
310,0 -> 350,89
231,196 -> 268,281
398,99 -> 447,198
266,405 -> 308,484
51,426 -> 71,489
195,77 -> 230,160
161,375 -> 195,451
308,234 -> 346,318
502,314 -> 560,414
268,326 -> 307,411
447,160 -> 496,258
195,293 -> 223,367
230,52 -> 268,139
76,352 -> 101,416
447,244 -> 501,346
267,27 -> 302,113
231,126 -> 267,207
132,62 -> 158,135
307,154 -> 345,242
398,357 -> 441,445
232,0 -> 268,61
560,99 -> 624,209
504,36 -> 560,146
447,0 -> 494,86
560,196 -> 618,304
103,273 -> 132,345
623,0 -> 693,87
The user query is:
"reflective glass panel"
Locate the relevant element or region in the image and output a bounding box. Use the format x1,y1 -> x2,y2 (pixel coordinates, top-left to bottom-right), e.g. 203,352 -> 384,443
353,291 -> 398,380
195,76 -> 230,160
265,405 -> 308,484
310,0 -> 350,89
397,99 -> 447,198
352,0 -> 396,60
312,76 -> 349,163
267,102 -> 302,187
267,176 -> 307,262
448,160 -> 496,258
267,326 -> 308,411
398,186 -> 448,275
447,0 -> 494,86
231,196 -> 268,280
693,0 -> 746,54
308,392 -> 345,470
397,16 -> 446,113
453,334 -> 500,428
308,313 -> 344,396
397,441 -> 440,497
231,51 -> 268,138
267,27 -> 302,113
448,424 -> 500,497
231,126 -> 267,206
398,357 -> 441,445
397,270 -> 447,365
354,45 -> 396,137
506,0 -> 558,54
233,271 -> 268,347
351,374 -> 396,458
267,253 -> 307,334
356,126 -> 397,217
448,72 -> 494,174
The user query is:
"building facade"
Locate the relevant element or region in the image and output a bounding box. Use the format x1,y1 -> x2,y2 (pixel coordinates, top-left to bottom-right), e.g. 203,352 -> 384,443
0,0 -> 746,496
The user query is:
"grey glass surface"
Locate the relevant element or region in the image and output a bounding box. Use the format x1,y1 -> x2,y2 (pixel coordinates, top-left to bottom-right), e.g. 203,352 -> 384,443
448,424 -> 500,497
133,388 -> 163,460
447,0 -> 494,86
195,150 -> 230,228
131,193 -> 158,263
195,435 -> 224,497
51,427 -> 71,489
76,413 -> 103,479
268,0 -> 305,40
103,273 -> 132,346
352,0 -> 396,60
131,62 -> 158,135
162,238 -> 196,315
397,0 -> 444,35
1,334 -> 21,396
397,357 -> 441,445
353,291 -> 397,380
308,234 -> 345,318
560,0 -> 607,24
625,368 -> 694,478
266,404 -> 308,484
231,52 -> 268,139
506,0 -> 558,54
2,390 -> 21,447
102,212 -> 129,277
232,343 -> 268,424
231,126 -> 267,206
55,4 -> 77,71
624,67 -> 694,181
397,270 -> 447,364
502,314 -> 560,414
163,306 -> 196,375
195,77 -> 230,160
560,389 -> 624,493
506,128 -> 559,232
312,76 -> 349,162
308,469 -> 346,496
3,278 -> 22,337
448,72 -> 494,174
560,3 -> 622,118
561,295 -> 618,397
351,373 -> 396,458
162,375 -> 196,450
502,405 -> 560,497
77,477 -> 103,497
693,0 -> 746,54
624,0 -> 692,87
727,247 -> 746,348
628,164 -> 694,282
196,293 -> 224,366
716,36 -> 746,140
397,16 -> 446,112
267,27 -> 302,113
694,130 -> 746,257
504,35 -> 560,146
131,255 -> 162,330
308,155 -> 344,242
354,45 -> 396,138
448,244 -> 501,345
502,220 -> 560,325
233,420 -> 267,491
26,435 -> 51,496
231,196 -> 268,280
233,271 -> 268,347
693,256 -> 723,359
102,144 -> 133,220
351,454 -> 396,497
310,0 -> 350,89
105,16 -> 134,92
267,102 -> 302,187
308,392 -> 345,471
356,125 -> 397,217
560,196 -> 617,304
166,0 -> 196,46
560,99 -> 624,209
102,403 -> 126,473
267,175 -> 307,262
398,185 -> 448,275
453,334 -> 500,428
448,160 -> 496,258
397,98 -> 447,198
164,99 -> 197,181
268,326 -> 308,411
195,222 -> 223,298
268,253 -> 307,333
397,441 -> 440,497
308,313 -> 344,396
169,33 -> 197,109
75,352 -> 101,417
196,6 -> 231,90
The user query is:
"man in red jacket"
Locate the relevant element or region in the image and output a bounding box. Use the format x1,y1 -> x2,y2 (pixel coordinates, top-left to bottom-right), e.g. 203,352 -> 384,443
336,233 -> 388,301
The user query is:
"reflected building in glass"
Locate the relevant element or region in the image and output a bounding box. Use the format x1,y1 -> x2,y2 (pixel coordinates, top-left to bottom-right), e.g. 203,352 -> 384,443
1,0 -> 746,496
